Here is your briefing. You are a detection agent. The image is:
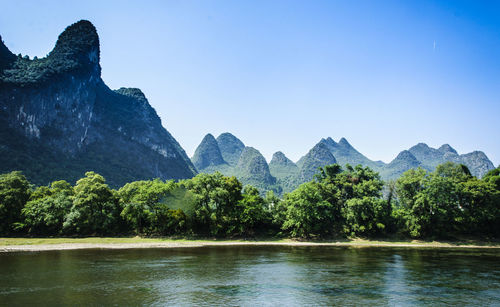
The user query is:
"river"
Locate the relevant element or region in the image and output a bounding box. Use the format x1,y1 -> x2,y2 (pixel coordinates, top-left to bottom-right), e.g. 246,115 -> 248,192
1,246 -> 499,306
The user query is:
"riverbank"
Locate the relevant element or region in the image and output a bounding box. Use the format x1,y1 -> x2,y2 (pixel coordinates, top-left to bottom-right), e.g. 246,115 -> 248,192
1,237 -> 500,252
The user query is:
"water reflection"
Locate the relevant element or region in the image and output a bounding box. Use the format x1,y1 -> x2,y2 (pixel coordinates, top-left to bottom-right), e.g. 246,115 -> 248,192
0,246 -> 499,306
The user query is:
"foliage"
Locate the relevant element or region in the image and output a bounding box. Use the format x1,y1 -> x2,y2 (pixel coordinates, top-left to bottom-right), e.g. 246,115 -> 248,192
0,162 -> 498,239
180,172 -> 242,237
0,171 -> 31,234
282,181 -> 336,238
395,163 -> 500,238
236,185 -> 270,235
281,164 -> 389,238
0,20 -> 98,86
63,172 -> 121,235
119,179 -> 188,235
343,197 -> 387,236
19,180 -> 73,235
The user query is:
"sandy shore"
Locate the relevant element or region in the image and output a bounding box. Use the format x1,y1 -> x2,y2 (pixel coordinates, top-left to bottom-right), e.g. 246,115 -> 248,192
2,240 -> 500,252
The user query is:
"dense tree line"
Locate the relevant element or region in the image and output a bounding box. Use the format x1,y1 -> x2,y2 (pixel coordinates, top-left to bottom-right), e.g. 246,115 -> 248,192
0,162 -> 499,239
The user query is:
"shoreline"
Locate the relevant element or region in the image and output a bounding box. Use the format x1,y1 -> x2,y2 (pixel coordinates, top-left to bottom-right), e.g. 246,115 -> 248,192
1,238 -> 500,252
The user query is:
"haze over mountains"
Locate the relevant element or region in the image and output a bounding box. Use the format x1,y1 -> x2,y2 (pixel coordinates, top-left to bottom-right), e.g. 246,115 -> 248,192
192,132 -> 495,194
0,20 -> 196,187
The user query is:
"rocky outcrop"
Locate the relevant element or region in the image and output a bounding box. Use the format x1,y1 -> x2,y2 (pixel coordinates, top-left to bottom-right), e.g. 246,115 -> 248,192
455,151 -> 495,178
0,20 -> 196,187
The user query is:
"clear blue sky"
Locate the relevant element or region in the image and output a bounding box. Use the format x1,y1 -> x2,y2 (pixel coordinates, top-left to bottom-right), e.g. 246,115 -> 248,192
1,0 -> 499,165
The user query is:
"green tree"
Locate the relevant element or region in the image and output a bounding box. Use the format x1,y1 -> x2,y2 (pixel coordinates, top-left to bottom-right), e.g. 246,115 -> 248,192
63,172 -> 120,235
20,180 -> 73,235
181,172 -> 242,236
0,171 -> 31,234
459,177 -> 500,236
395,163 -> 477,238
282,181 -> 335,238
394,168 -> 429,237
119,179 -> 178,235
237,185 -> 269,235
343,197 -> 388,236
317,164 -> 388,237
483,167 -> 500,191
264,190 -> 285,232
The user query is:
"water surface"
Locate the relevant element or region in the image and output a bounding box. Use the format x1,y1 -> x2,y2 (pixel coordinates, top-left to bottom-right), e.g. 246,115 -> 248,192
0,246 -> 499,306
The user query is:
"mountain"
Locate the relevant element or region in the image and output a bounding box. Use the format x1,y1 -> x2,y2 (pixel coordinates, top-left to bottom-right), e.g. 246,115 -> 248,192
456,151 -> 495,178
190,134 -> 280,193
269,151 -> 298,178
407,143 -> 493,178
269,151 -> 300,193
408,143 -> 447,169
320,137 -> 384,169
297,142 -> 337,182
0,36 -> 15,71
438,144 -> 458,155
234,147 -> 276,190
379,150 -> 422,180
191,132 -> 495,194
316,138 -> 493,180
216,133 -> 245,166
191,133 -> 226,170
0,20 -> 196,187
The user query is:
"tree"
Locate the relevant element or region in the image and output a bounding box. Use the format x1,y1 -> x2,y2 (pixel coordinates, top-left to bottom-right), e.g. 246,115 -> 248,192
237,185 -> 269,236
265,190 -> 286,232
282,182 -> 335,238
394,168 -> 429,237
317,164 -> 388,237
483,167 -> 500,191
119,179 -> 178,235
395,163 -> 479,238
63,172 -> 120,235
0,171 -> 31,234
21,180 -> 73,235
181,172 -> 242,236
459,177 -> 500,236
343,197 -> 388,236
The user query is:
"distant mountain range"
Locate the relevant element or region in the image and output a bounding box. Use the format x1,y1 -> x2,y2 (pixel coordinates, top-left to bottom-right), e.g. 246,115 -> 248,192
0,20 -> 196,187
192,133 -> 496,194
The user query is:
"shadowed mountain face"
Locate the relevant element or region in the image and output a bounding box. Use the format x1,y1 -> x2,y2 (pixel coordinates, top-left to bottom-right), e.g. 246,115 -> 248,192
0,36 -> 15,71
0,20 -> 196,187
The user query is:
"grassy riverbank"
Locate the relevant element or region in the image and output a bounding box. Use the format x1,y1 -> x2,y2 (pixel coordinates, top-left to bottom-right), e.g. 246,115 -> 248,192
1,237 -> 500,252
